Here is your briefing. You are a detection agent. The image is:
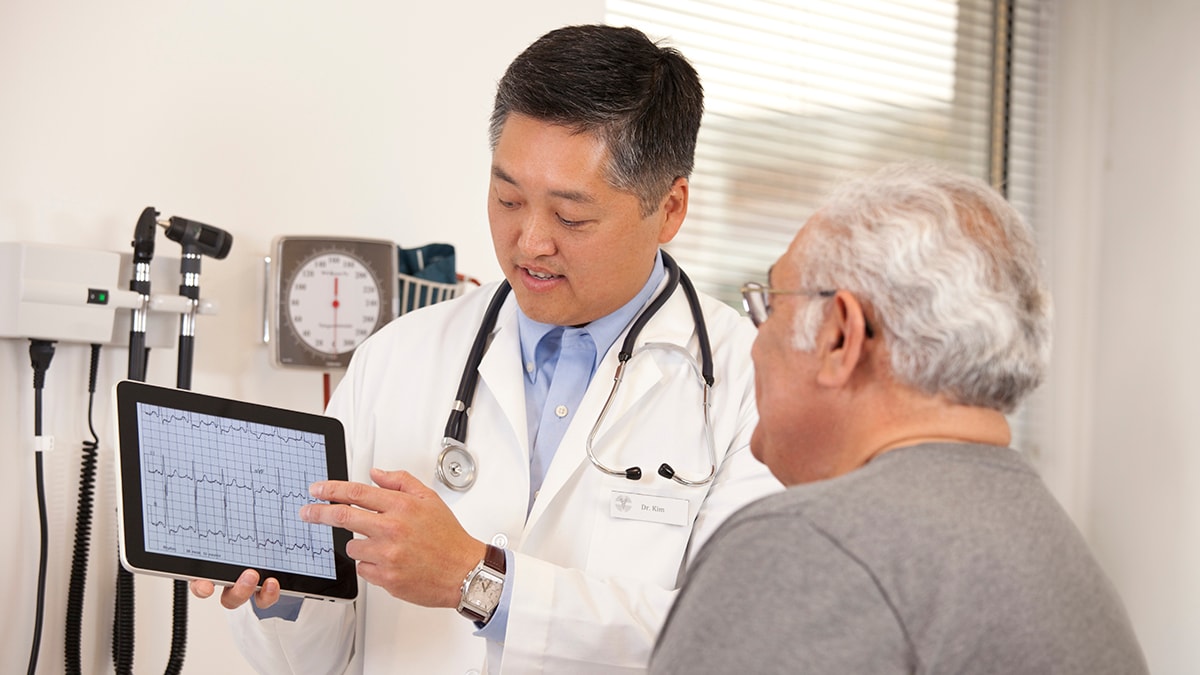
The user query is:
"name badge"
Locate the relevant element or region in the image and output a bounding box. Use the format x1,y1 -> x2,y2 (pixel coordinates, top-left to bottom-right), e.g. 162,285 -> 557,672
609,491 -> 688,526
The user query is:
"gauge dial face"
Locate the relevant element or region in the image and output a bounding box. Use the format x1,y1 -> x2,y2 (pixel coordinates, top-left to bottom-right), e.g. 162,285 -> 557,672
273,237 -> 397,370
286,251 -> 381,356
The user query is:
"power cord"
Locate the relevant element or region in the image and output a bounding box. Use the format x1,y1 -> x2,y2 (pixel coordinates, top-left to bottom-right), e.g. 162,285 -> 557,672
27,338 -> 57,675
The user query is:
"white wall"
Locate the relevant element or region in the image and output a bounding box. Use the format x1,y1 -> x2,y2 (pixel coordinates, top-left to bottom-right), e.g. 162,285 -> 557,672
1046,0 -> 1200,673
0,2 -> 602,674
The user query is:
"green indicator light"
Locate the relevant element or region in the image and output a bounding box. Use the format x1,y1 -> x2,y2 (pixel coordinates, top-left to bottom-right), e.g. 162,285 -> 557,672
87,288 -> 109,305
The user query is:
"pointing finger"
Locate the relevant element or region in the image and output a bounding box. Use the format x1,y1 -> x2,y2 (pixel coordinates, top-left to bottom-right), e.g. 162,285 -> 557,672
309,479 -> 404,513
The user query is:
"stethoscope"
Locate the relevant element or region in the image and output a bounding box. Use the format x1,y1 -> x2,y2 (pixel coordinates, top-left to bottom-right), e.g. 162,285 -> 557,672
436,250 -> 717,492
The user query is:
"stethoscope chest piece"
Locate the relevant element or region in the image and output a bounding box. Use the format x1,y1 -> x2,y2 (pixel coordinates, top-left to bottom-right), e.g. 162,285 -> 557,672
436,439 -> 477,491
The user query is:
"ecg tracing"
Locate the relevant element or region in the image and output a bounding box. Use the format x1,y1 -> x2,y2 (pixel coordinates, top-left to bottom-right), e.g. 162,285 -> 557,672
136,402 -> 337,579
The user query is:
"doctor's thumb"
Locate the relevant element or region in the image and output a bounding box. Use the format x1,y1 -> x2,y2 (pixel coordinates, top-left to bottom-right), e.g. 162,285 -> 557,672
370,467 -> 430,495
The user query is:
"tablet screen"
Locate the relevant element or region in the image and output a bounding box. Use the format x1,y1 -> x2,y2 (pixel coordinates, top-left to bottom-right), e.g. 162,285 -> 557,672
114,380 -> 357,601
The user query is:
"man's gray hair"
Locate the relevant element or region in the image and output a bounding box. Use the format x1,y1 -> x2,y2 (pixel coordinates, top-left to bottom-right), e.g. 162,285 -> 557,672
795,163 -> 1052,413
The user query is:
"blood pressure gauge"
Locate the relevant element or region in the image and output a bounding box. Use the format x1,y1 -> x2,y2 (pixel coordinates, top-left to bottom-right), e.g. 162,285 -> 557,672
269,236 -> 398,369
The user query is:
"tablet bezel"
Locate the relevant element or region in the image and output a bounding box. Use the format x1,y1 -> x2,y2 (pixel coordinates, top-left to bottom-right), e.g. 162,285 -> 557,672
114,380 -> 357,602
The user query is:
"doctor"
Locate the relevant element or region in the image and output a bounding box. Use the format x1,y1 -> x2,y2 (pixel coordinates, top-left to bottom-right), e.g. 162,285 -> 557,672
192,24 -> 781,673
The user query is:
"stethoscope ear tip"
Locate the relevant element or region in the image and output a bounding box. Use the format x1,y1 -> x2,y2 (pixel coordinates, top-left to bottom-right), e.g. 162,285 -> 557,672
657,463 -> 675,480
625,466 -> 643,480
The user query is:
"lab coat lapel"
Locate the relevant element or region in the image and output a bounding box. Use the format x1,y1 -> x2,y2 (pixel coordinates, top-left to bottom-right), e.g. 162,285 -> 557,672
475,299 -> 530,464
525,285 -> 696,530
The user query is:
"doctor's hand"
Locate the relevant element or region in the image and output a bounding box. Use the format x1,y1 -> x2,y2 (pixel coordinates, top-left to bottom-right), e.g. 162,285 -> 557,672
301,467 -> 486,609
189,569 -> 282,609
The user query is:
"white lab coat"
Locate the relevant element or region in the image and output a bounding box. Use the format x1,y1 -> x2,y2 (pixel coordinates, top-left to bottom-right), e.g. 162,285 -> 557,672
231,275 -> 782,674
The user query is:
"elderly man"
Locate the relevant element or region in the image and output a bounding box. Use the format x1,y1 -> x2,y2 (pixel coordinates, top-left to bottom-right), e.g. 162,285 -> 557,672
650,163 -> 1147,674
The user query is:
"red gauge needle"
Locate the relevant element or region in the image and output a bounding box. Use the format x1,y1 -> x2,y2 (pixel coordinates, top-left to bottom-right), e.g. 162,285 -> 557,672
332,276 -> 340,351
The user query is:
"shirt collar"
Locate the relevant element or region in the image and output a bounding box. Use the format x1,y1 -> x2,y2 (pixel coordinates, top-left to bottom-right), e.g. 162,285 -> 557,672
517,250 -> 667,383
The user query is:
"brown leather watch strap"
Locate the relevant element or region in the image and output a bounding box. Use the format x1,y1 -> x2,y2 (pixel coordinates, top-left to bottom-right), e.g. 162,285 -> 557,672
483,544 -> 506,574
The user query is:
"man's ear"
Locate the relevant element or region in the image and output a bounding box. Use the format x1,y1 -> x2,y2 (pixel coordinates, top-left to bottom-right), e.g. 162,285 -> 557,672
657,177 -> 688,244
816,291 -> 870,387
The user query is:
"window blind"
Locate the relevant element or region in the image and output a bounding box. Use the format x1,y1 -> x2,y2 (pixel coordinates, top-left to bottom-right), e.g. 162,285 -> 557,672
607,0 -> 1042,301
607,0 -> 1048,451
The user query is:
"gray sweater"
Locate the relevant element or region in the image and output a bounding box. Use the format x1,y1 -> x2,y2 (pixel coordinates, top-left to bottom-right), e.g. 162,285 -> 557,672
651,443 -> 1147,674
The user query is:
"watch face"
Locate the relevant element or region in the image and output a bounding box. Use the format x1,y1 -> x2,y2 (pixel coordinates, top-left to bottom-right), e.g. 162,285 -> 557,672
468,571 -> 503,611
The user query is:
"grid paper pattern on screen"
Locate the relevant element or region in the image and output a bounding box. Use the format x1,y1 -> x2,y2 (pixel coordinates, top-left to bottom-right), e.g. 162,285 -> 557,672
135,401 -> 337,579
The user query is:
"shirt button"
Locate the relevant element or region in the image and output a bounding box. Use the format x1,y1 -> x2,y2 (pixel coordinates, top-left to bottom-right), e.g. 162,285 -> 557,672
525,361 -> 534,374
491,533 -> 508,548
555,404 -> 568,418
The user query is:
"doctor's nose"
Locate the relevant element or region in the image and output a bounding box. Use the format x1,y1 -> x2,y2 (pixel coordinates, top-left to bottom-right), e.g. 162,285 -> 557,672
516,213 -> 557,258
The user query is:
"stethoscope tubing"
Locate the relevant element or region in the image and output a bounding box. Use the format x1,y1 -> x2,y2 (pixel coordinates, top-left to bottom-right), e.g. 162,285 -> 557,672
443,280 -> 512,445
439,250 -> 716,490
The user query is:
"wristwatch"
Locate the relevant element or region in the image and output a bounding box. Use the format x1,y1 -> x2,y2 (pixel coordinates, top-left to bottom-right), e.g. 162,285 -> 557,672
457,544 -> 506,624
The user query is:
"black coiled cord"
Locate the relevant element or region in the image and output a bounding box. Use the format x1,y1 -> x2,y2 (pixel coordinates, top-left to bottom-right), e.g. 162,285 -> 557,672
64,344 -> 101,675
165,581 -> 188,674
112,566 -> 135,674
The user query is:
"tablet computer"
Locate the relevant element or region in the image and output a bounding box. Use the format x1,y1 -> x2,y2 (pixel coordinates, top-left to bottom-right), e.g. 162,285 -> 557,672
113,380 -> 357,602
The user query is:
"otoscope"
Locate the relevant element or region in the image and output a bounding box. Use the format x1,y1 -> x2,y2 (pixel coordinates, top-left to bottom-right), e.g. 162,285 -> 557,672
159,215 -> 233,389
161,212 -> 233,675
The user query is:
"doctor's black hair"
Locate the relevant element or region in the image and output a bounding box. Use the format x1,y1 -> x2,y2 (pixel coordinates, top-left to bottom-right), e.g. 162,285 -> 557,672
488,24 -> 704,217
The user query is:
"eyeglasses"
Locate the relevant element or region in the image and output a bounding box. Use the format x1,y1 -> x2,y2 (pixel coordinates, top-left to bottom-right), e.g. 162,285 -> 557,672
740,282 -> 874,338
740,282 -> 832,327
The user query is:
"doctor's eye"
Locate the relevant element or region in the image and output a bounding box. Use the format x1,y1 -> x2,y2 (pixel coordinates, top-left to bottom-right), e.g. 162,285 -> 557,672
556,213 -> 589,227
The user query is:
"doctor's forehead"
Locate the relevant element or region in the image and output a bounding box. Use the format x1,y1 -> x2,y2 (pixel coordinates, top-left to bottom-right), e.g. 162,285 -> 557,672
491,164 -> 598,205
